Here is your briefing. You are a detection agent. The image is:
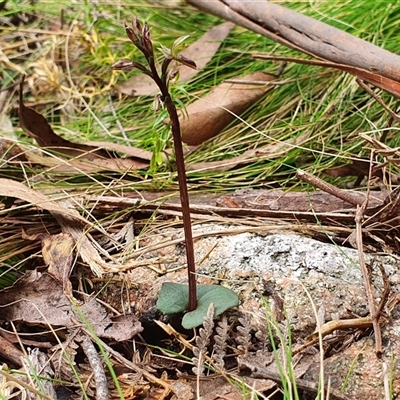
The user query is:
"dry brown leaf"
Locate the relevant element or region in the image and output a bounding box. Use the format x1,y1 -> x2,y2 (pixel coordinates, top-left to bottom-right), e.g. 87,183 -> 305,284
186,376 -> 244,400
19,77 -> 109,159
238,348 -> 315,387
0,178 -> 88,224
62,156 -> 149,174
22,231 -> 75,296
25,150 -> 149,174
0,270 -> 143,341
323,156 -> 399,185
0,178 -> 112,276
180,71 -> 276,145
117,76 -> 159,97
117,22 -> 234,96
0,137 -> 27,163
170,380 -> 193,400
179,21 -> 234,80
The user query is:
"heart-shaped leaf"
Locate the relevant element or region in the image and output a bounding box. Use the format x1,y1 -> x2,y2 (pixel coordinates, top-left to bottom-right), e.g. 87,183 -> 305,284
182,286 -> 239,329
156,282 -> 189,314
156,282 -> 239,329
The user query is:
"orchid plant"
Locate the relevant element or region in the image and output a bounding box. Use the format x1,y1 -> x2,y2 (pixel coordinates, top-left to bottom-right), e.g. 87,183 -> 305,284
112,19 -> 238,329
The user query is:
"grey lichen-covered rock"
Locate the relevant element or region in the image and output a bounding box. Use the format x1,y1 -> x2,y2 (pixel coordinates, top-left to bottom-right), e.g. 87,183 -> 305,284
126,224 -> 400,399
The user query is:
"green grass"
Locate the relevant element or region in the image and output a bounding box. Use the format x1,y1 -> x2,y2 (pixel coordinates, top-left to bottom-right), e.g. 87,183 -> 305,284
2,0 -> 400,195
262,297 -> 301,400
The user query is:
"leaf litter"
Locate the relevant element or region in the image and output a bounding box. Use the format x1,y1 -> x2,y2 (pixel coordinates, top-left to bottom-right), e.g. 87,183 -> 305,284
0,220 -> 142,340
0,7 -> 259,400
0,178 -> 120,276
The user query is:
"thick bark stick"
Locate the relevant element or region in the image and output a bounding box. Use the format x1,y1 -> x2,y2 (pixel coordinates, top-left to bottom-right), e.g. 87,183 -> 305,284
185,0 -> 400,84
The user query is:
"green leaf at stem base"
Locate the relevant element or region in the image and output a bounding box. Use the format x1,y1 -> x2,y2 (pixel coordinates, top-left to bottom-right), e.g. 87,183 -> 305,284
156,282 -> 239,329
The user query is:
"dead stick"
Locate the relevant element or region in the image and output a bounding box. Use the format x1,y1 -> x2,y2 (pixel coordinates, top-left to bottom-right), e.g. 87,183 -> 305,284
293,316 -> 373,355
78,335 -> 109,400
355,204 -> 382,356
186,0 -> 400,82
296,169 -> 365,206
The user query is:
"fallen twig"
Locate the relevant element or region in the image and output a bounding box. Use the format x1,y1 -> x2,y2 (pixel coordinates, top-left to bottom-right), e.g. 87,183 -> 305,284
78,334 -> 109,400
296,169 -> 365,206
293,316 -> 373,356
186,0 -> 400,96
355,203 -> 382,356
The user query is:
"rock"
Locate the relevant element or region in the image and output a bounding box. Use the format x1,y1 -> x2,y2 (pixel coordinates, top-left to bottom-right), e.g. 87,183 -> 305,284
126,224 -> 400,398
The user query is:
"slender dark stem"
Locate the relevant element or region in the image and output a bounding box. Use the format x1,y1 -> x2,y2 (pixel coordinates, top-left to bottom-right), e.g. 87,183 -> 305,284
165,96 -> 197,311
147,59 -> 197,311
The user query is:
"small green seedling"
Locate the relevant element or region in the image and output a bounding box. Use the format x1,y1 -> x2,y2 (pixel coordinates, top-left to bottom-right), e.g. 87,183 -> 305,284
112,18 -> 238,328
